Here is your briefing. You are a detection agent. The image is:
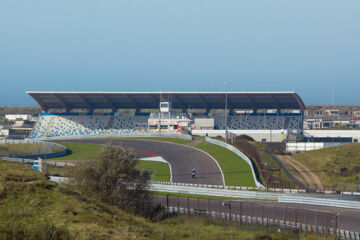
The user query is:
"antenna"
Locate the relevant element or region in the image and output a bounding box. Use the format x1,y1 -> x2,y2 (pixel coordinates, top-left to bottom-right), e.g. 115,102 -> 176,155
332,88 -> 334,106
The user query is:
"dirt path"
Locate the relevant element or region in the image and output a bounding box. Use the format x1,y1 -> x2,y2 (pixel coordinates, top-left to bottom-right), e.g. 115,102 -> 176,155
186,136 -> 203,147
277,155 -> 322,189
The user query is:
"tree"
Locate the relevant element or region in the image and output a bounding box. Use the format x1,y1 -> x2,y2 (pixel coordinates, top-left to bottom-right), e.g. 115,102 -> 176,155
74,145 -> 151,212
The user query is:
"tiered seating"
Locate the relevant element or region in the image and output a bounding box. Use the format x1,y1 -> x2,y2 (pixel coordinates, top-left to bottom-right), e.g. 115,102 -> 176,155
108,114 -> 149,134
228,115 -> 286,130
47,115 -> 110,137
212,114 -> 226,129
30,116 -> 52,138
288,116 -> 302,129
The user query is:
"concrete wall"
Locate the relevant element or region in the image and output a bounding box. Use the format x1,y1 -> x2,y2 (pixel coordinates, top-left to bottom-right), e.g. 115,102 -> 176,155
304,130 -> 360,142
193,118 -> 214,130
192,130 -> 286,142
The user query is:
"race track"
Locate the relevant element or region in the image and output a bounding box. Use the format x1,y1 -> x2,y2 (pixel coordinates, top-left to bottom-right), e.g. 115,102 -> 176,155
58,139 -> 224,186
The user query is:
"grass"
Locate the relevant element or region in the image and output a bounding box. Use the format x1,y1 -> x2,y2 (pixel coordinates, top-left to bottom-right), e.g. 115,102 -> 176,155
195,141 -> 256,187
137,160 -> 171,182
0,143 -> 62,157
47,160 -> 171,182
0,161 -> 326,239
251,142 -> 293,183
50,142 -> 102,161
291,143 -> 360,186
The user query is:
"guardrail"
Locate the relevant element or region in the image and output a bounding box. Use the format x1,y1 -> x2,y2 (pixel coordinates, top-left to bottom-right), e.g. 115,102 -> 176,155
278,195 -> 360,210
150,183 -> 360,210
0,139 -> 68,159
205,137 -> 264,188
38,133 -> 193,141
152,181 -> 308,193
1,157 -> 75,167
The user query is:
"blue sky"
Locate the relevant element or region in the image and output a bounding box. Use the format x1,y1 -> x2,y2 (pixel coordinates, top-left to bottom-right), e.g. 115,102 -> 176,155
1,1 -> 359,106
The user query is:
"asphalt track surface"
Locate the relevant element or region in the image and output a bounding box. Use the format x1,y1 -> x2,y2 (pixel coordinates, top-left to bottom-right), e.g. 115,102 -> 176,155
58,139 -> 224,186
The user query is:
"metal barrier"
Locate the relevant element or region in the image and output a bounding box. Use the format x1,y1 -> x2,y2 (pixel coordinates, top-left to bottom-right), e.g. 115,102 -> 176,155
205,137 -> 264,188
1,157 -> 75,167
278,195 -> 360,210
0,139 -> 68,159
38,133 -> 193,141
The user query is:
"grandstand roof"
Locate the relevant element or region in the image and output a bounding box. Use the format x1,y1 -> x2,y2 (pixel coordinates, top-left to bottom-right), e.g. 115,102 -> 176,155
27,91 -> 305,112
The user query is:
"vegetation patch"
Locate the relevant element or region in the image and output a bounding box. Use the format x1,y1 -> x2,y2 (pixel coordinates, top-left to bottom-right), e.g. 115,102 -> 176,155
51,142 -> 102,161
195,141 -> 256,187
137,160 -> 171,182
292,143 -> 360,186
0,159 -> 325,239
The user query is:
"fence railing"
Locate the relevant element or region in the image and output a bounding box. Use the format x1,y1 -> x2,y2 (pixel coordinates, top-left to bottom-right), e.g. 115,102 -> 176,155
39,132 -> 193,141
264,145 -> 306,189
229,134 -> 301,189
152,195 -> 358,240
0,139 -> 68,159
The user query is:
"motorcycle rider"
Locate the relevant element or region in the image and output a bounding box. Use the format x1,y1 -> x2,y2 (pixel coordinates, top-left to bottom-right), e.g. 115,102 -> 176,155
191,168 -> 196,178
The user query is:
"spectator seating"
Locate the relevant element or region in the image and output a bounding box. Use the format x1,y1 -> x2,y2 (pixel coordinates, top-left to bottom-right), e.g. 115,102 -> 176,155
30,116 -> 52,138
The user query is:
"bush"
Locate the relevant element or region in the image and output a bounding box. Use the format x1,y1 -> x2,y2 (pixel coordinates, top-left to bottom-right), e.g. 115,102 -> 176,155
74,145 -> 151,213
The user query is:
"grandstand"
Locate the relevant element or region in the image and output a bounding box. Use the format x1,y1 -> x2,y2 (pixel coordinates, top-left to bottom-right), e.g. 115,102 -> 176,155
27,91 -> 305,141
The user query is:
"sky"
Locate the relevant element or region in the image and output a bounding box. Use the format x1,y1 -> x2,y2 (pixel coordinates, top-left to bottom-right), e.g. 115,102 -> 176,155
1,1 -> 359,106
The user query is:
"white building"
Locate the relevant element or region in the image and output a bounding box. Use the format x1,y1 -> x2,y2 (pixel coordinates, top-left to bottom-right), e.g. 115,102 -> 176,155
5,114 -> 32,121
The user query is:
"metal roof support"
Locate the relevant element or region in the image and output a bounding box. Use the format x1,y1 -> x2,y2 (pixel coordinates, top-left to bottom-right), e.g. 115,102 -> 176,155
244,94 -> 257,111
172,94 -> 187,111
100,94 -> 117,112
76,94 -> 93,113
148,94 -> 159,107
293,93 -> 306,111
52,93 -> 70,112
268,94 -> 280,111
30,94 -> 49,112
196,94 -> 210,111
126,94 -> 140,111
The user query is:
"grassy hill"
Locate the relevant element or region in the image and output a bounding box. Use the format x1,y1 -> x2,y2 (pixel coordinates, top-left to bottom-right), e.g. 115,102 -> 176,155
0,161 -> 325,240
292,143 -> 360,186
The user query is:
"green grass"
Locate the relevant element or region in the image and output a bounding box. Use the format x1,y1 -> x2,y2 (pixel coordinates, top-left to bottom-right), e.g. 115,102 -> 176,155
50,142 -> 102,161
0,161 -> 326,239
251,142 -> 293,183
292,143 -> 360,186
137,160 -> 171,182
195,141 -> 256,187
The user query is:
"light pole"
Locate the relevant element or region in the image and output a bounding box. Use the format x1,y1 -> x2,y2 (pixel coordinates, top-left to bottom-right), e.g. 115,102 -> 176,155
334,213 -> 340,240
224,82 -> 228,143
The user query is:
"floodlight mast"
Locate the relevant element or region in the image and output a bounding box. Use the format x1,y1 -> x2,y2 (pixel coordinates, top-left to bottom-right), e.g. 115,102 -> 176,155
224,82 -> 228,143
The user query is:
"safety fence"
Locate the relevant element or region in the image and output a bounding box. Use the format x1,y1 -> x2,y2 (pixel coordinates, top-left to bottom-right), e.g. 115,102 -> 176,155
228,133 -> 304,189
157,195 -> 359,240
38,132 -> 193,141
0,139 -> 68,159
0,157 -> 75,167
264,145 -> 307,189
